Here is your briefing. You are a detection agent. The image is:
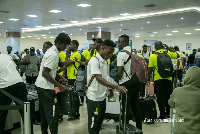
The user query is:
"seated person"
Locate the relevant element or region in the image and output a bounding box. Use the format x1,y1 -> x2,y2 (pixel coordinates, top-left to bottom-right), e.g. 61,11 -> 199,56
168,66 -> 200,134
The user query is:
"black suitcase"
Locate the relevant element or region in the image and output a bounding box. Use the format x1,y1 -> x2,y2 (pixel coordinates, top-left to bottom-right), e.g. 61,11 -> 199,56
116,90 -> 143,134
139,97 -> 157,123
57,85 -> 80,117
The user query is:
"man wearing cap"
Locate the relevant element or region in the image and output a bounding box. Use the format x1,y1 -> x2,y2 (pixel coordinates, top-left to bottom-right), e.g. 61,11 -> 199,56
21,47 -> 40,84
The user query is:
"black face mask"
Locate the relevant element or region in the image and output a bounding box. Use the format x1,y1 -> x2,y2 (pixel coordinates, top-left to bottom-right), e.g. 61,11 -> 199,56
194,52 -> 196,54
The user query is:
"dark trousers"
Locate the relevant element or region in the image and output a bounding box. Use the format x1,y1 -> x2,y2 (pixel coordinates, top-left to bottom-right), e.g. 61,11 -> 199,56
139,83 -> 145,97
87,98 -> 106,134
0,82 -> 27,133
120,80 -> 142,130
26,75 -> 37,84
154,79 -> 173,118
37,87 -> 59,134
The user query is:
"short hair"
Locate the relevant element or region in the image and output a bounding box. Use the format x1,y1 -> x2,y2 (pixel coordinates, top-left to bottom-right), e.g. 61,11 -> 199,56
95,38 -> 103,43
71,40 -> 79,46
44,41 -> 53,48
7,46 -> 12,49
119,34 -> 129,43
143,44 -> 147,48
154,41 -> 163,50
54,33 -> 71,45
102,39 -> 116,47
24,48 -> 29,52
174,46 -> 179,51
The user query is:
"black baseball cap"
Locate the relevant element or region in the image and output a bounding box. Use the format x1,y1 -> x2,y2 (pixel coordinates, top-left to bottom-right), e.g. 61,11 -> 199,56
30,47 -> 35,51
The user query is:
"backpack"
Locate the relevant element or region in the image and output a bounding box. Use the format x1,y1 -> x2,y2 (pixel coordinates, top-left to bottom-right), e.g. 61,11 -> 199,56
154,51 -> 173,78
123,50 -> 148,83
90,49 -> 96,57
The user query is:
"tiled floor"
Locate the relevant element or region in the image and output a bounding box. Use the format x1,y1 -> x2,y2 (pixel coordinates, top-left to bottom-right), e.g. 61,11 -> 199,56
11,99 -> 174,134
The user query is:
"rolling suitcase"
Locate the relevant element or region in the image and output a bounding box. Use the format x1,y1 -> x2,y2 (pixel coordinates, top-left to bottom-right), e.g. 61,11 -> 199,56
139,97 -> 157,124
116,90 -> 143,134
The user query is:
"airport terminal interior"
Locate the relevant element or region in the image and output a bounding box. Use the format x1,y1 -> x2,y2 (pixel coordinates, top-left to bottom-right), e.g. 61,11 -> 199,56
0,0 -> 200,134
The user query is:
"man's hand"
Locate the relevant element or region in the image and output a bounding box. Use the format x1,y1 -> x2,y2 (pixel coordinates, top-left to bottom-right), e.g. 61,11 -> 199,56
66,48 -> 70,54
27,61 -> 31,64
61,78 -> 68,85
58,84 -> 66,92
146,81 -> 150,87
116,86 -> 126,94
163,44 -> 169,50
74,57 -> 80,62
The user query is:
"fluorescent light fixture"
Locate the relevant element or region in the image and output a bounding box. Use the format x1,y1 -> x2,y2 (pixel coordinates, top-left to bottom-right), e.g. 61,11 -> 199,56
172,31 -> 178,32
167,25 -> 169,26
135,36 -> 140,37
0,22 -> 3,23
98,27 -> 101,28
85,33 -> 86,34
49,32 -> 51,33
51,24 -> 60,26
166,34 -> 172,35
36,26 -> 43,28
80,29 -> 81,30
9,18 -> 19,21
92,18 -> 103,20
22,7 -> 200,33
70,21 -> 79,23
63,31 -> 65,32
27,36 -> 31,37
21,28 -> 29,30
181,17 -> 184,19
27,15 -> 37,17
70,34 -> 72,35
141,27 -> 143,29
77,4 -> 91,7
121,24 -> 123,26
42,35 -> 46,36
198,22 -> 200,24
120,29 -> 121,31
185,33 -> 191,34
43,37 -> 47,38
50,37 -> 54,38
147,21 -> 150,23
37,38 -> 40,39
135,33 -> 140,35
150,35 -> 155,36
120,13 -> 131,16
0,34 -> 1,35
195,29 -> 200,30
153,32 -> 157,34
21,37 -> 25,38
49,10 -> 61,13
119,35 -> 121,36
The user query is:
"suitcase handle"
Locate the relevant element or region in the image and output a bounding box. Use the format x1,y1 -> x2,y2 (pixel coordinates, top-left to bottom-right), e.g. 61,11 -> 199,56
119,89 -> 128,132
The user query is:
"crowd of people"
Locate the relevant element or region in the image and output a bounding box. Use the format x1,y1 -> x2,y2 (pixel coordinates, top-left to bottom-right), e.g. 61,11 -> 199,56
0,32 -> 200,134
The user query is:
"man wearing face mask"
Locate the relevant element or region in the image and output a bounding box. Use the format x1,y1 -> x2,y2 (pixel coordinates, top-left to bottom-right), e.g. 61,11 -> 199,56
21,47 -> 40,84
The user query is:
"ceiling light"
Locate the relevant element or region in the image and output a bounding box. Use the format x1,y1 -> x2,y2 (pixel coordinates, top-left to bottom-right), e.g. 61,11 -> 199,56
153,32 -> 157,34
121,24 -> 123,26
80,29 -> 81,30
120,13 -> 131,16
0,34 -> 1,35
63,31 -> 65,32
27,36 -> 31,37
77,4 -> 91,7
49,10 -> 61,13
135,36 -> 140,37
85,33 -> 86,34
120,29 -> 121,31
49,32 -> 51,33
181,17 -> 184,19
9,18 -> 19,21
27,15 -> 37,17
150,35 -> 155,36
21,37 -> 25,38
70,21 -> 79,23
37,38 -> 40,39
43,37 -> 47,38
98,27 -> 101,28
135,33 -> 140,35
167,25 -> 169,27
185,33 -> 191,34
51,24 -> 60,26
36,26 -> 43,28
92,18 -> 103,20
42,35 -> 46,36
70,34 -> 72,35
172,31 -> 179,32
50,37 -> 54,38
198,22 -> 200,24
0,22 -> 3,23
21,28 -> 29,30
147,21 -> 150,23
166,34 -> 172,36
141,27 -> 143,29
195,29 -> 200,30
